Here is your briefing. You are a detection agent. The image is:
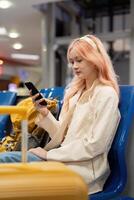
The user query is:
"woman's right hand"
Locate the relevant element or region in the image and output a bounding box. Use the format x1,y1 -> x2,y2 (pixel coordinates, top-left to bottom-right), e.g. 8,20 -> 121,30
30,91 -> 49,117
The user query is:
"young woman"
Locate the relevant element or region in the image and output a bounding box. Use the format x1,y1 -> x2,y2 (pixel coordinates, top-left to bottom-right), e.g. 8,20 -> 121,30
0,34 -> 120,194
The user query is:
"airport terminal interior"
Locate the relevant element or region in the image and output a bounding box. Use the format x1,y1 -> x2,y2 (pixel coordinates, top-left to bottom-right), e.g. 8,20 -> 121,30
0,0 -> 134,199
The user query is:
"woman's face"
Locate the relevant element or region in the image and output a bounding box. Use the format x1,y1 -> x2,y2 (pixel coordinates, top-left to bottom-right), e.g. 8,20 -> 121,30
69,47 -> 97,81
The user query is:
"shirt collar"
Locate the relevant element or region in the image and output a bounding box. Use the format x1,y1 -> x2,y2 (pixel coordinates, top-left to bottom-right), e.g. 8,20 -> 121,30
86,78 -> 100,93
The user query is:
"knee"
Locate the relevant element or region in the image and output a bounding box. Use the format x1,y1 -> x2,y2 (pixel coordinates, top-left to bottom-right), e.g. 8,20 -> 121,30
0,152 -> 21,163
0,152 -> 10,163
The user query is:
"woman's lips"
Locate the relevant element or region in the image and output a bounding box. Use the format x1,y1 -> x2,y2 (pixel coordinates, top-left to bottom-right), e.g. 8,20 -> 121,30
75,71 -> 81,75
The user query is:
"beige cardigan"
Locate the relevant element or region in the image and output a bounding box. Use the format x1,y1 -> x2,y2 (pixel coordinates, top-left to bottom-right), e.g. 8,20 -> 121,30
36,80 -> 121,194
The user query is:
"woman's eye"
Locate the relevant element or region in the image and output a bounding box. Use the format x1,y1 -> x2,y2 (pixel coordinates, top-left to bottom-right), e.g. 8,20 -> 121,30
77,59 -> 82,63
70,61 -> 74,65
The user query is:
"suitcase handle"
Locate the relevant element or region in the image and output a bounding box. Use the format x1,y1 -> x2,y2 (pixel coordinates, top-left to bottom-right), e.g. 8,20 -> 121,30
0,106 -> 28,162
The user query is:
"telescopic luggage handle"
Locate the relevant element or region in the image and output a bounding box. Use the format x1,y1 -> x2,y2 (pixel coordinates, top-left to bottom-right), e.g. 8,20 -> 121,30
0,106 -> 28,163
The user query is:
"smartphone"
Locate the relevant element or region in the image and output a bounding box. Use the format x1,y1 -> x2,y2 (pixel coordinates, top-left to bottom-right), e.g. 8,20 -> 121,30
25,82 -> 47,106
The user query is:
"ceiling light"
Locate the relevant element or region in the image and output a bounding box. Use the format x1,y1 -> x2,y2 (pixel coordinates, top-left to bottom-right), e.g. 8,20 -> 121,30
12,43 -> 23,50
0,0 -> 12,9
11,53 -> 39,60
8,31 -> 19,38
0,27 -> 7,35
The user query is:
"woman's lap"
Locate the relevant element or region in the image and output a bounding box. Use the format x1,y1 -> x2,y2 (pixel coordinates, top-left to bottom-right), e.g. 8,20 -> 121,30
0,151 -> 43,163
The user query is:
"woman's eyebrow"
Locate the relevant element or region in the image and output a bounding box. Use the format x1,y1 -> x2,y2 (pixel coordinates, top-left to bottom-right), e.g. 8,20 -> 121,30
69,58 -> 73,61
69,55 -> 82,61
70,56 -> 81,59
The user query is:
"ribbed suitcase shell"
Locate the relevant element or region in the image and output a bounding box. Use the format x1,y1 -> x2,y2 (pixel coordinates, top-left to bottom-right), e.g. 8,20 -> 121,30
0,162 -> 88,200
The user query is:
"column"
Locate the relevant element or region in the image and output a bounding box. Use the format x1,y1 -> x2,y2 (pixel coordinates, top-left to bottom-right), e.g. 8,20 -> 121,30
41,3 -> 56,88
41,13 -> 49,88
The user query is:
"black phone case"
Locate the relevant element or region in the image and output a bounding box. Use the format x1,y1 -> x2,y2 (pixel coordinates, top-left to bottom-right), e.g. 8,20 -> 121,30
25,82 -> 47,106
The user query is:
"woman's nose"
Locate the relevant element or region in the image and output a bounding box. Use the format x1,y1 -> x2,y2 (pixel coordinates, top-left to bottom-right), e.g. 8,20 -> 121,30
73,62 -> 78,69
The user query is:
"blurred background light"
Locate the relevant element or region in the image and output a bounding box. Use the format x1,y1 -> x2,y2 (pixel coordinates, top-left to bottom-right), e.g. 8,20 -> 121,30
0,0 -> 12,9
12,43 -> 23,50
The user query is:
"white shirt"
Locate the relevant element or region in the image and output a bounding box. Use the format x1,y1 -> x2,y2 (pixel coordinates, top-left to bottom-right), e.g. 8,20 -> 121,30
36,79 -> 121,194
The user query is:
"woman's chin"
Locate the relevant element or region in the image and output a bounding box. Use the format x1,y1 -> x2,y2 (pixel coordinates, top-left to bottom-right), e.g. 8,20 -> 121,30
76,74 -> 84,79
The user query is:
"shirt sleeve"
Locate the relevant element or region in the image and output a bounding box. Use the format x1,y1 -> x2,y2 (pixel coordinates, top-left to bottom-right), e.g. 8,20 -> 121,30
46,91 -> 120,162
35,111 -> 61,139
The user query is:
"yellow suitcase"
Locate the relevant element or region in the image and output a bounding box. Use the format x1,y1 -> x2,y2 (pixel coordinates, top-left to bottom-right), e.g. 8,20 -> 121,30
0,106 -> 88,200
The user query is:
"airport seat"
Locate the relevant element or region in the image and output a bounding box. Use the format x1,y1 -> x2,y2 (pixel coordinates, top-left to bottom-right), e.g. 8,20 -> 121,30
0,91 -> 17,139
40,86 -> 64,115
90,86 -> 134,200
119,197 -> 134,200
40,86 -> 64,101
113,196 -> 134,200
40,88 -> 51,98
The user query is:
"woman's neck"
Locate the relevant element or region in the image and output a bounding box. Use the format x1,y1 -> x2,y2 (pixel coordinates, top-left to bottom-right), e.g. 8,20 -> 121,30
85,74 -> 98,90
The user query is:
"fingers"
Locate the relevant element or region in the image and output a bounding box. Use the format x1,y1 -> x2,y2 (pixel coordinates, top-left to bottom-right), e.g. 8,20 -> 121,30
32,97 -> 49,116
31,93 -> 40,105
30,92 -> 48,116
31,93 -> 39,101
28,147 -> 47,159
33,98 -> 45,107
29,90 -> 32,96
28,148 -> 35,152
37,98 -> 46,105
31,93 -> 46,106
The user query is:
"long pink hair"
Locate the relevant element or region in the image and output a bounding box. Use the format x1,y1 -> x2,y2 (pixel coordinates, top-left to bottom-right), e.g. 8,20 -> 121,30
61,34 -> 119,113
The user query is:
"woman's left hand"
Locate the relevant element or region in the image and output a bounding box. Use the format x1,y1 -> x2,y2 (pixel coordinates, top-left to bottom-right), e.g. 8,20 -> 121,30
29,147 -> 47,160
